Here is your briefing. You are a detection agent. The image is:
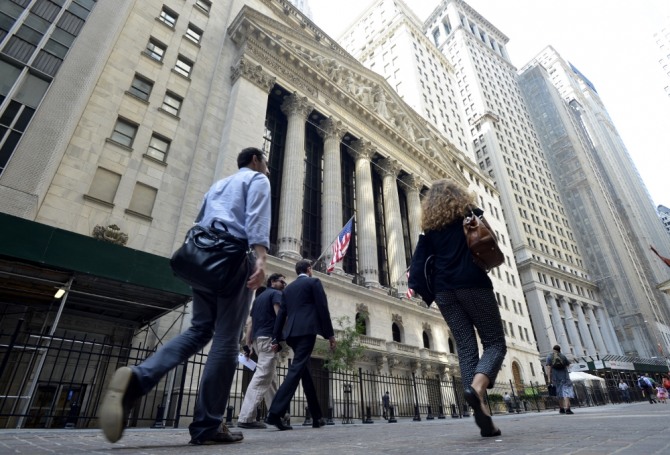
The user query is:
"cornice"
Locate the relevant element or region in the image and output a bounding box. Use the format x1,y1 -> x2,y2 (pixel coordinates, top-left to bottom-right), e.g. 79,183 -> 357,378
227,6 -> 467,184
230,56 -> 276,92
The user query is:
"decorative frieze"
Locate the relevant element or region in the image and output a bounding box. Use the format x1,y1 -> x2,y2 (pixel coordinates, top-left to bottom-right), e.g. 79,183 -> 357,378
230,57 -> 276,93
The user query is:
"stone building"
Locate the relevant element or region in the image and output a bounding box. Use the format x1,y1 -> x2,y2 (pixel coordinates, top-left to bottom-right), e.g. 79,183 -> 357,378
0,0 -> 542,428
519,46 -> 670,358
340,0 -> 622,363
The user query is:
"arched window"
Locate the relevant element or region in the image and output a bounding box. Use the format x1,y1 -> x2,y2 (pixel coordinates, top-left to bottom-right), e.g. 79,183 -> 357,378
355,312 -> 367,335
391,323 -> 401,342
422,331 -> 430,349
448,338 -> 456,354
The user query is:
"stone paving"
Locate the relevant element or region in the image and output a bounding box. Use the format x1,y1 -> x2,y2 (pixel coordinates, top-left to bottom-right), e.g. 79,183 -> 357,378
0,402 -> 669,454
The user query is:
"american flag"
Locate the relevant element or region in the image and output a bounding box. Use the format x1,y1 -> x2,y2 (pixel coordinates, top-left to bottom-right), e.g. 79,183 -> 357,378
327,217 -> 354,273
405,269 -> 414,299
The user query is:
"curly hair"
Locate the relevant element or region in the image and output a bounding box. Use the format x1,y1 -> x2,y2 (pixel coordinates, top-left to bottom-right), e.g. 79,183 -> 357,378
421,179 -> 476,231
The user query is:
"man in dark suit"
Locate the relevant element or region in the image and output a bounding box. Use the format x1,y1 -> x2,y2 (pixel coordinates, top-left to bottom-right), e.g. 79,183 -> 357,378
265,259 -> 336,430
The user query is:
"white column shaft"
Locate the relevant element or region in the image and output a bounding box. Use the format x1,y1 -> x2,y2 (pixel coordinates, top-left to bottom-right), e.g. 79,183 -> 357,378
277,94 -> 313,259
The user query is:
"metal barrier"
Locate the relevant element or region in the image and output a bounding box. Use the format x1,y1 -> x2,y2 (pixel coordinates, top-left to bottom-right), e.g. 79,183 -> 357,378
0,327 -> 643,429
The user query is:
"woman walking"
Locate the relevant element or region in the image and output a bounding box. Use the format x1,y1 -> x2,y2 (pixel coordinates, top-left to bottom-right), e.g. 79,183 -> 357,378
417,179 -> 506,437
545,345 -> 574,413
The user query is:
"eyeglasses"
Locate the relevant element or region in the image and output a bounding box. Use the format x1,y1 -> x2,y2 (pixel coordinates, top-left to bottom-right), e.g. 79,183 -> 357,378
279,280 -> 287,285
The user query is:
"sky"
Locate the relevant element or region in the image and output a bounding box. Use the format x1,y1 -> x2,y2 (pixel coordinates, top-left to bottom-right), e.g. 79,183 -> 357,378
309,0 -> 670,208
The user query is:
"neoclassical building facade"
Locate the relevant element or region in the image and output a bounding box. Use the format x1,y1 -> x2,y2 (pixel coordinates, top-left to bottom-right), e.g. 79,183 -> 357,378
0,0 -> 542,402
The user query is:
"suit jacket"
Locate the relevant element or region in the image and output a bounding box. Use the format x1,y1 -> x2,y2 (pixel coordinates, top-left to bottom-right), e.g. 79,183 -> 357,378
273,275 -> 334,341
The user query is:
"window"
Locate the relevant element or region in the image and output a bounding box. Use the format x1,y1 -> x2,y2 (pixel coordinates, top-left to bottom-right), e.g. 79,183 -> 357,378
144,37 -> 166,62
186,23 -> 203,44
127,182 -> 157,218
195,0 -> 211,14
86,167 -> 121,204
391,323 -> 401,343
158,6 -> 177,27
174,55 -> 193,78
0,72 -> 49,175
110,118 -> 138,147
145,133 -> 170,162
161,91 -> 183,116
128,74 -> 153,101
422,331 -> 430,349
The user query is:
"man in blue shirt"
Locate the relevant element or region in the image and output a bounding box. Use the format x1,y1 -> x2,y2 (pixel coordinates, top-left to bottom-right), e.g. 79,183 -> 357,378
100,147 -> 271,445
237,273 -> 286,429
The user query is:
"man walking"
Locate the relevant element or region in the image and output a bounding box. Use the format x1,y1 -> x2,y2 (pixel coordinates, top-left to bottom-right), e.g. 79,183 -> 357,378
237,273 -> 286,429
638,374 -> 657,404
265,260 -> 336,430
100,147 -> 271,445
382,391 -> 390,420
618,380 -> 630,403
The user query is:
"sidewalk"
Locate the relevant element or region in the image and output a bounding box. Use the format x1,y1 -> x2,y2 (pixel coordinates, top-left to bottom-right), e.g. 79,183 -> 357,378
0,402 -> 668,454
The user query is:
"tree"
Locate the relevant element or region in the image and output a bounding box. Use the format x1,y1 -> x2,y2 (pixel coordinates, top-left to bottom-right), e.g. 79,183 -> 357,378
316,315 -> 366,372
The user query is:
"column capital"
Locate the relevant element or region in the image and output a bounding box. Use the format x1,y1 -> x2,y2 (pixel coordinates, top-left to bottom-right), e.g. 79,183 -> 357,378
318,117 -> 346,141
378,157 -> 401,178
400,174 -> 423,192
281,92 -> 313,119
350,139 -> 376,161
230,57 -> 276,93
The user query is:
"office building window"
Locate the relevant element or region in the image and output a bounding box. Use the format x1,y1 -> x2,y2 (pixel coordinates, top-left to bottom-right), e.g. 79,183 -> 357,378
174,54 -> 193,78
127,182 -> 157,219
185,23 -> 203,44
161,91 -> 183,116
0,71 -> 49,175
145,133 -> 170,162
110,117 -> 138,147
144,37 -> 166,62
128,74 -> 153,101
86,167 -> 121,204
195,0 -> 211,14
158,6 -> 177,27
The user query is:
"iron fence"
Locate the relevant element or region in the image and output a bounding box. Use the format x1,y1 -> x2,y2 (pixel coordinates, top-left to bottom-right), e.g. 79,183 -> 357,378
0,327 -> 646,429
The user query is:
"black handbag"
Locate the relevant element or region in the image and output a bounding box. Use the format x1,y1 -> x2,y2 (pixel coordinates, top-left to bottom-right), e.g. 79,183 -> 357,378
407,234 -> 435,305
170,219 -> 249,295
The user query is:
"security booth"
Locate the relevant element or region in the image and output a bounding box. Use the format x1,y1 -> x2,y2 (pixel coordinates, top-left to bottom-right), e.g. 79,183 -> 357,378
0,213 -> 191,429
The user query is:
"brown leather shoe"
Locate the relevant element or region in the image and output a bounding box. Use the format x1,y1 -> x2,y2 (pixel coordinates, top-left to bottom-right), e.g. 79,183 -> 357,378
189,430 -> 244,445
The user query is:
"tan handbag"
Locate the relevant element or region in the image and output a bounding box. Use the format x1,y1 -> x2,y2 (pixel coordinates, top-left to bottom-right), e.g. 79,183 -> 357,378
463,209 -> 504,271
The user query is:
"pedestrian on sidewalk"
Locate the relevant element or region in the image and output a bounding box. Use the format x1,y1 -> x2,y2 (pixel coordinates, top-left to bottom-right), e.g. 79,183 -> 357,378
618,380 -> 631,403
412,179 -> 506,438
237,273 -> 286,429
265,260 -> 336,431
545,345 -> 574,414
638,374 -> 657,404
382,391 -> 390,420
99,147 -> 271,445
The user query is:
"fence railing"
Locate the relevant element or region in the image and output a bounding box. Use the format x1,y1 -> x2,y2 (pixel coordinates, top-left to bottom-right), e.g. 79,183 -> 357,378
0,328 -> 643,429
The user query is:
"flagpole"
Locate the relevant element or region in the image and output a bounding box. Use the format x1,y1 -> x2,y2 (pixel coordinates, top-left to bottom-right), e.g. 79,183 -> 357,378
314,215 -> 355,265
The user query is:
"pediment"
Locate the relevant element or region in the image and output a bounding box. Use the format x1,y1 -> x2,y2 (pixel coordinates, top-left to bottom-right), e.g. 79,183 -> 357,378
228,5 -> 468,185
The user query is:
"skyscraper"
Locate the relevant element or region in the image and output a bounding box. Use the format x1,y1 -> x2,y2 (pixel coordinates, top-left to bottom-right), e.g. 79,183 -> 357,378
518,46 -> 670,358
339,0 -> 543,384
341,0 -> 624,359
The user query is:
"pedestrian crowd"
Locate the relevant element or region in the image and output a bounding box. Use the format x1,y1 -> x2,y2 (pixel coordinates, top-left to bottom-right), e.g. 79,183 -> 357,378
98,146 -> 668,446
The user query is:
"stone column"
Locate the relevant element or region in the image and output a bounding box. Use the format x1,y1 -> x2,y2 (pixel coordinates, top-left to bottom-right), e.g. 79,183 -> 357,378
574,301 -> 597,356
318,117 -> 346,273
585,305 -> 608,354
596,306 -> 622,354
547,293 -> 569,349
277,93 -> 313,260
526,290 -> 556,356
560,297 -> 583,356
350,140 -> 378,287
401,174 -> 423,251
379,158 -> 406,293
